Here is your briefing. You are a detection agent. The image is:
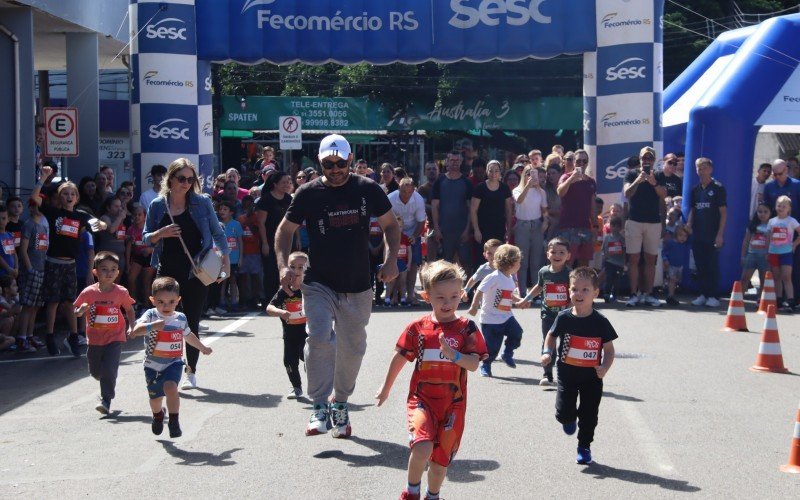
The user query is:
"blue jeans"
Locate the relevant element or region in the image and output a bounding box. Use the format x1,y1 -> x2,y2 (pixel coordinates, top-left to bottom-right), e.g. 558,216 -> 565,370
481,317 -> 523,364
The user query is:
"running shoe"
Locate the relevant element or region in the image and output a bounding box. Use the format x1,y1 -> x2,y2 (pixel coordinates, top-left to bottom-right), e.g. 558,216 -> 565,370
501,352 -> 517,368
576,446 -> 593,464
28,336 -> 45,350
563,421 -> 577,435
479,363 -> 492,377
16,338 -> 37,353
400,490 -> 421,500
77,334 -> 88,346
45,334 -> 59,356
214,307 -> 228,315
538,378 -> 554,387
168,418 -> 182,438
67,334 -> 81,358
665,296 -> 680,306
642,294 -> 661,307
181,372 -> 197,390
151,409 -> 165,435
287,387 -> 303,400
625,293 -> 641,307
330,401 -> 352,438
306,403 -> 331,436
95,398 -> 110,415
691,295 -> 707,306
704,297 -> 721,308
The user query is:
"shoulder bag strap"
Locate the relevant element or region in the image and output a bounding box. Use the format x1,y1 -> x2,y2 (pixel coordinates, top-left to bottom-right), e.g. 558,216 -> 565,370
165,194 -> 200,275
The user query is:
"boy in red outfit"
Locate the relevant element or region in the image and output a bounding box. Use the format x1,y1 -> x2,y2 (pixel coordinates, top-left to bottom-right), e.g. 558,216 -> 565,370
376,260 -> 488,500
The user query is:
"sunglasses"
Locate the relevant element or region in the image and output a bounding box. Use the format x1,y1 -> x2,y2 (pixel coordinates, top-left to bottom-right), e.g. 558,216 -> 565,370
175,175 -> 196,184
641,155 -> 655,161
321,159 -> 349,170
575,159 -> 589,165
667,161 -> 677,166
565,157 -> 575,162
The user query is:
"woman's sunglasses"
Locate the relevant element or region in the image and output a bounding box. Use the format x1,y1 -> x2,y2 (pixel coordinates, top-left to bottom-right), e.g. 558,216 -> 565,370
175,175 -> 196,184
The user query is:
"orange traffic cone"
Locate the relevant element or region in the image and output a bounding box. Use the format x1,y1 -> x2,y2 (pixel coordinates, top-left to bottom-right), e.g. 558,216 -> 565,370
780,400 -> 800,473
750,305 -> 789,373
721,281 -> 748,332
758,271 -> 777,315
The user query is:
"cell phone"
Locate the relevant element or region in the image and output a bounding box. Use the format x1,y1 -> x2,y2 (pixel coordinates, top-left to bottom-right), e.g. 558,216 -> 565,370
642,165 -> 651,174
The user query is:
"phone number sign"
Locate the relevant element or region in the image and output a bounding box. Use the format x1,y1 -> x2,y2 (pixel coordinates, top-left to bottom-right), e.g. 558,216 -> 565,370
44,107 -> 79,157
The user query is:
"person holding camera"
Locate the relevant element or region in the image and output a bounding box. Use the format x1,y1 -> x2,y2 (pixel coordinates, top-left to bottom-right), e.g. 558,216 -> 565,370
623,146 -> 667,307
556,150 -> 596,268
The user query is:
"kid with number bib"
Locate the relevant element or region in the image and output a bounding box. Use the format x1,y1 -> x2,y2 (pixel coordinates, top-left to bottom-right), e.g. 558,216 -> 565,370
541,267 -> 617,465
524,237 -> 572,386
601,217 -> 625,303
131,277 -> 212,438
468,244 -> 527,377
767,195 -> 800,311
266,252 -> 309,399
376,260 -> 488,500
73,252 -> 136,414
741,203 -> 771,298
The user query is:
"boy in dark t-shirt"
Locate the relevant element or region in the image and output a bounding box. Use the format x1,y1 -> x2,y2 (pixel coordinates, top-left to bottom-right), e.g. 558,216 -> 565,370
267,251 -> 309,399
541,267 -> 617,465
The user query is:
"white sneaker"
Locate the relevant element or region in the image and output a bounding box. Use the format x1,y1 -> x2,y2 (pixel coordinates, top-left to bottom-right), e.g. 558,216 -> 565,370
181,372 -> 197,390
77,334 -> 88,346
199,323 -> 210,331
305,404 -> 331,436
214,307 -> 228,315
625,293 -> 641,307
538,378 -> 554,387
704,297 -> 721,307
287,387 -> 303,399
205,308 -> 215,316
642,295 -> 661,307
691,295 -> 707,306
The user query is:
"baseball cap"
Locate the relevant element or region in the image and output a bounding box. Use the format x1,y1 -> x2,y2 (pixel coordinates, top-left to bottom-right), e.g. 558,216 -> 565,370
318,134 -> 351,161
640,146 -> 656,158
150,164 -> 167,176
261,165 -> 276,176
303,167 -> 317,178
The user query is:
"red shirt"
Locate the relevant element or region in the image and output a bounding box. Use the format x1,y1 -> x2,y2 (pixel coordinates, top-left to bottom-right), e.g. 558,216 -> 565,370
239,213 -> 261,255
396,315 -> 488,403
73,284 -> 135,345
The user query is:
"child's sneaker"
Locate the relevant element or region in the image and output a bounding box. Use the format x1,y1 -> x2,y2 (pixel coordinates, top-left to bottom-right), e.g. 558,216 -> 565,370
28,336 -> 45,350
151,409 -> 165,435
168,418 -> 182,438
562,421 -> 577,435
576,446 -> 592,464
287,387 -> 302,399
45,334 -> 59,356
665,296 -> 680,306
501,352 -> 516,368
181,372 -> 197,390
95,398 -> 110,415
400,490 -> 421,500
479,363 -> 492,377
306,403 -> 331,436
77,334 -> 88,346
66,334 -> 81,358
330,401 -> 352,438
538,377 -> 553,387
16,338 -> 37,353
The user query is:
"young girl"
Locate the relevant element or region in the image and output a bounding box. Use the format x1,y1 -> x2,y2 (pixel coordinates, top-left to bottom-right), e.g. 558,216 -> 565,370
97,196 -> 128,282
767,196 -> 800,310
741,203 -> 771,297
126,203 -> 155,310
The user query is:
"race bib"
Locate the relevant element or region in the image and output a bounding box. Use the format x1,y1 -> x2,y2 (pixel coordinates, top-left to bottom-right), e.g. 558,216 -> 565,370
285,298 -> 306,325
57,218 -> 80,238
227,236 -> 238,250
243,227 -> 253,238
544,283 -> 569,307
751,233 -> 767,250
398,244 -> 409,261
91,305 -> 120,329
421,348 -> 453,364
608,241 -> 624,255
13,231 -> 21,246
134,237 -> 145,247
772,226 -> 790,246
564,336 -> 602,367
369,219 -> 382,236
1,237 -> 15,255
115,225 -> 126,240
493,289 -> 513,312
35,233 -> 49,251
152,330 -> 184,358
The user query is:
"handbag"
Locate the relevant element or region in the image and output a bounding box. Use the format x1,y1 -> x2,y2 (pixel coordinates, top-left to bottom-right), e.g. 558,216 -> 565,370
166,196 -> 224,286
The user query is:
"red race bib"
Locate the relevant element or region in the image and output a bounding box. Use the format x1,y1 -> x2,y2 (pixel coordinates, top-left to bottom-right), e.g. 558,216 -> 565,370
1,237 -> 15,255
57,218 -> 80,238
608,241 -> 624,255
90,305 -> 120,329
544,283 -> 569,307
564,336 -> 603,367
35,233 -> 49,251
152,330 -> 184,358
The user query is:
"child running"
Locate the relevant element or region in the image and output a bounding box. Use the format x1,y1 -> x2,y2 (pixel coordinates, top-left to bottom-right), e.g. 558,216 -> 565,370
73,251 -> 136,414
767,196 -> 800,311
375,260 -> 488,500
541,267 -> 617,465
523,237 -> 572,387
468,244 -> 527,377
740,203 -> 771,296
462,239 -> 502,301
266,251 -> 309,399
131,277 -> 212,438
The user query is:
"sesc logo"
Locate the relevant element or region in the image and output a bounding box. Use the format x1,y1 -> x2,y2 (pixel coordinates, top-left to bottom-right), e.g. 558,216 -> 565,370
449,0 -> 551,29
149,119 -> 190,140
605,58 -> 646,81
205,75 -> 212,92
604,156 -> 629,180
145,18 -> 188,40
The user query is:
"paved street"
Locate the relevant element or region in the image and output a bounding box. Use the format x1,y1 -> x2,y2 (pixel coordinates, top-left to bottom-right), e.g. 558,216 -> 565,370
1,299 -> 799,498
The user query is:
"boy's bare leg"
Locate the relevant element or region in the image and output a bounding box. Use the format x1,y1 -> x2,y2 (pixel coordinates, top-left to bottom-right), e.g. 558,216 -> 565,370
427,462 -> 448,496
149,396 -> 164,414
164,381 -> 180,414
408,441 -> 433,485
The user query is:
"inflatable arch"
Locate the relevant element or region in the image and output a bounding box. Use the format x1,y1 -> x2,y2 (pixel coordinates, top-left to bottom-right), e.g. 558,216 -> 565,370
129,0 -> 664,198
663,13 -> 800,288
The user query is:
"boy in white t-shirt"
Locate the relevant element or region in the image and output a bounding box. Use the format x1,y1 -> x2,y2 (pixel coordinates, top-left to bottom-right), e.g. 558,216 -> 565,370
468,244 -> 528,377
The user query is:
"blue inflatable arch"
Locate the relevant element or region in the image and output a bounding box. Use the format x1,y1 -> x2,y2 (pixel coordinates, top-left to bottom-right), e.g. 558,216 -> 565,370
664,13 -> 800,288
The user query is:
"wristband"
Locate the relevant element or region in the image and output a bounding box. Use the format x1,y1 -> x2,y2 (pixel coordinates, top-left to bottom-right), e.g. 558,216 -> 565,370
453,352 -> 462,363
35,180 -> 44,187
541,349 -> 552,356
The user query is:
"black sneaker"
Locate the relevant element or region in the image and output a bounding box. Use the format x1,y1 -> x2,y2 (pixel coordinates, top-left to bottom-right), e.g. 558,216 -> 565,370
168,418 -> 182,438
45,335 -> 60,356
67,334 -> 81,358
780,300 -> 794,313
151,409 -> 165,435
666,296 -> 680,306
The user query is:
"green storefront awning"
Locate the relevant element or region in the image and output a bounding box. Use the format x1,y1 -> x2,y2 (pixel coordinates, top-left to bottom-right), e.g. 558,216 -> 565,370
220,129 -> 254,138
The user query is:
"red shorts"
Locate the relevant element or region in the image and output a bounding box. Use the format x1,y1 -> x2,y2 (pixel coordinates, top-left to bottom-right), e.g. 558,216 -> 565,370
768,252 -> 793,268
407,394 -> 465,467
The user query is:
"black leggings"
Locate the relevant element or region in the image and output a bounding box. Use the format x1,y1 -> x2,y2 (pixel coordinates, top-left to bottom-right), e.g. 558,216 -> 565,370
157,269 -> 208,374
284,332 -> 307,389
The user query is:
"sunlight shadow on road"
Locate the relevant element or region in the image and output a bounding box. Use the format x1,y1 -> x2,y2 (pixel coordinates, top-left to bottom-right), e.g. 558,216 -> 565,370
582,462 -> 701,492
157,440 -> 242,467
100,411 -> 152,424
602,391 -> 644,403
180,388 -> 280,408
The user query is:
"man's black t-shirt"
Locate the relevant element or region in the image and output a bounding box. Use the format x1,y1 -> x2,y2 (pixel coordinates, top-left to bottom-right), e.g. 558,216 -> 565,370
655,171 -> 683,198
690,179 -> 727,243
625,168 -> 663,223
269,288 -> 307,339
255,192 -> 292,246
40,205 -> 90,259
285,174 -> 392,293
549,309 -> 618,379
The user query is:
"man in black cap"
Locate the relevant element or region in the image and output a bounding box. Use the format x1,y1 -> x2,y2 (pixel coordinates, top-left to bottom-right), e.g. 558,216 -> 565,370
139,164 -> 166,213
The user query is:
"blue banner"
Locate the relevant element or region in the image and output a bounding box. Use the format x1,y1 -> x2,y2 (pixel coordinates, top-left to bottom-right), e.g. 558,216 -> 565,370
196,0 -> 597,64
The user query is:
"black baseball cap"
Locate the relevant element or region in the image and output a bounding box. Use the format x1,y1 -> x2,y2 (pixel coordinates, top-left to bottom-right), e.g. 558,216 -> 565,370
150,164 -> 167,176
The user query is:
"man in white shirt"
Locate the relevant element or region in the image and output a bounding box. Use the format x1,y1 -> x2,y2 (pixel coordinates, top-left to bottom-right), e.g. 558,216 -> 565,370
139,164 -> 166,212
750,162 -> 772,217
388,177 -> 427,303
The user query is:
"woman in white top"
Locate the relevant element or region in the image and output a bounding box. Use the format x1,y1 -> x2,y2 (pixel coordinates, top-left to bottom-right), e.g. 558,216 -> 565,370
512,165 -> 549,295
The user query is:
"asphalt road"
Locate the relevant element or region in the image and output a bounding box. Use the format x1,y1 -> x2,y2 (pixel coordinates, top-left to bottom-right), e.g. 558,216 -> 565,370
1,298 -> 799,498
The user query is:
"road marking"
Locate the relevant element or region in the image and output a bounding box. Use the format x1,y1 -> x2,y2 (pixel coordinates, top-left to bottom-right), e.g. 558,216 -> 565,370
0,314 -> 259,365
618,401 -> 676,474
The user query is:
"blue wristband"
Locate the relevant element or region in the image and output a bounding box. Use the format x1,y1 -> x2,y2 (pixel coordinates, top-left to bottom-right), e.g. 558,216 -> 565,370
453,351 -> 462,363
